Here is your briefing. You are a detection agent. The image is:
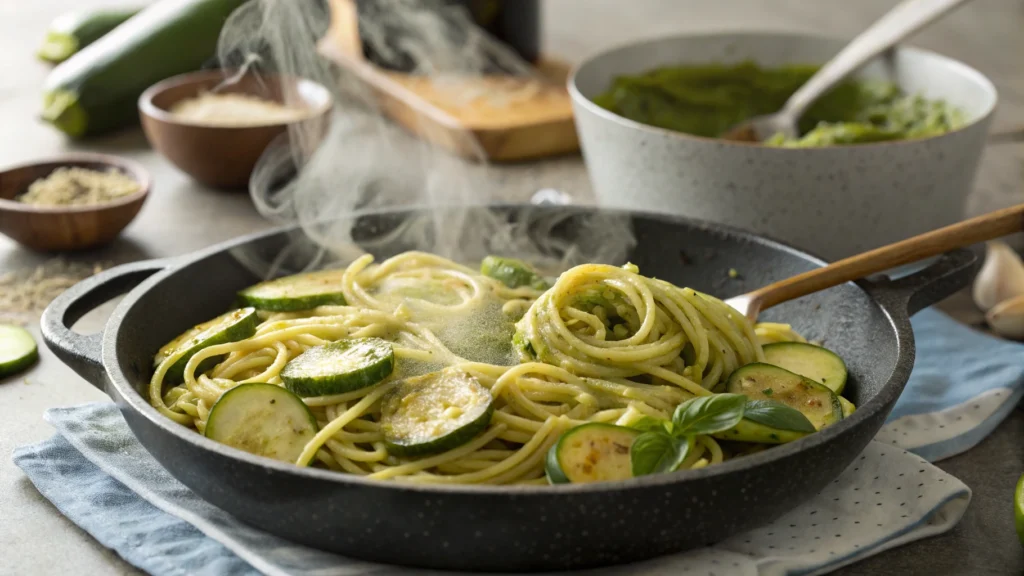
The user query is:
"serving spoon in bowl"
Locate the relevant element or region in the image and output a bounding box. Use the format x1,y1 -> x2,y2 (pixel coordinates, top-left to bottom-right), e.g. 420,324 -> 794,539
726,203 -> 1024,321
722,0 -> 972,143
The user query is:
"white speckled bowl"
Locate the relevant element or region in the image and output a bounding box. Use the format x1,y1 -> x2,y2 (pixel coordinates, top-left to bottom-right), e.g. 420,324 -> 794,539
570,31 -> 997,261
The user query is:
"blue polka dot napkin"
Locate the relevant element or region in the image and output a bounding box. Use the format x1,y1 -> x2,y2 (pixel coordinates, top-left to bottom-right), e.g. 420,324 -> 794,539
14,307 -> 1020,576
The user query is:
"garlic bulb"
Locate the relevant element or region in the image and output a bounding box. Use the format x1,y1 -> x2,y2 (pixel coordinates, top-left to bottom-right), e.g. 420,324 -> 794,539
972,241 -> 1024,312
985,294 -> 1024,340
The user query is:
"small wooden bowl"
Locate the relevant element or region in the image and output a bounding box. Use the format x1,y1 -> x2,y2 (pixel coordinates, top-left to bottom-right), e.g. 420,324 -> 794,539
139,70 -> 333,190
0,154 -> 150,252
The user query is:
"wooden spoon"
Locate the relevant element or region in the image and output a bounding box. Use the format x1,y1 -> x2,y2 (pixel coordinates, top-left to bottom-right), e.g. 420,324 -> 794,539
726,203 -> 1024,321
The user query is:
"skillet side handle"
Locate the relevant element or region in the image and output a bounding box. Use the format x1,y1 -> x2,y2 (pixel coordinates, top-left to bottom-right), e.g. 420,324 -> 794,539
40,259 -> 172,392
873,249 -> 979,317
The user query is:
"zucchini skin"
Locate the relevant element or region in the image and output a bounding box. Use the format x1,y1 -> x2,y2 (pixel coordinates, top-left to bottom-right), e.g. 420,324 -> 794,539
712,418 -> 811,445
545,423 -> 640,484
381,370 -> 495,457
42,0 -> 248,138
480,255 -> 550,290
839,396 -> 856,418
385,402 -> 494,458
205,383 -> 319,463
727,363 -> 843,430
158,308 -> 259,384
237,270 -> 349,312
238,292 -> 348,312
762,342 -> 848,395
0,325 -> 39,378
38,8 -> 142,64
281,338 -> 395,397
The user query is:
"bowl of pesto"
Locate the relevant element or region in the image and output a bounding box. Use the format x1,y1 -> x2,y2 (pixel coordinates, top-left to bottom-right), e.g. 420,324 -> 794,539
570,32 -> 997,261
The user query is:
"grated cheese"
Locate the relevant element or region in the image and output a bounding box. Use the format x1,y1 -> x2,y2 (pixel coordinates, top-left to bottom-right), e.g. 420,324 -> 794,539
18,167 -> 141,207
0,259 -> 108,325
170,92 -> 312,127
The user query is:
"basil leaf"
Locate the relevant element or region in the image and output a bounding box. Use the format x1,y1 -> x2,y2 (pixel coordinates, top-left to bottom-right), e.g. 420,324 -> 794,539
631,417 -> 671,434
630,432 -> 691,476
671,393 -> 747,436
743,399 -> 817,432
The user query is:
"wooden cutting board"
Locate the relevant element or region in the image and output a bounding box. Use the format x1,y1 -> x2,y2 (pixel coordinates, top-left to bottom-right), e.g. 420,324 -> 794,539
317,0 -> 579,162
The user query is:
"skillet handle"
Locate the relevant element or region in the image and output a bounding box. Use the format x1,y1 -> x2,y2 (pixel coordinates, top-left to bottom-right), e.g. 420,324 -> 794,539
40,259 -> 173,392
867,249 -> 979,317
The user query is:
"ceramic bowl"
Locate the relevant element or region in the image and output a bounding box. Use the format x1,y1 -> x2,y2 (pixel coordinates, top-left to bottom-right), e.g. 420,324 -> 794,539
569,31 -> 997,261
0,153 -> 150,252
139,70 -> 333,190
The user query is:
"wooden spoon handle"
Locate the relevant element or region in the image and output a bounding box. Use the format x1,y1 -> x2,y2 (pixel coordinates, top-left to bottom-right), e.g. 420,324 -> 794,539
749,203 -> 1024,311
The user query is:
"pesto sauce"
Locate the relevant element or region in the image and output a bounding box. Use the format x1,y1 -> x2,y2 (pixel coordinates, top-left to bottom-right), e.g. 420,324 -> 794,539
592,61 -> 964,146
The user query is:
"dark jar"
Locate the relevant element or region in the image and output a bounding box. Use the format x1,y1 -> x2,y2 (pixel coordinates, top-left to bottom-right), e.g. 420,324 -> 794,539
355,0 -> 541,73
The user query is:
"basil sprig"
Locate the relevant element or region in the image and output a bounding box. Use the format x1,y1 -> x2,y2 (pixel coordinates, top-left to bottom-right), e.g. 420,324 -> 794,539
630,394 -> 746,477
629,395 -> 815,477
743,399 -> 816,432
630,433 -> 694,476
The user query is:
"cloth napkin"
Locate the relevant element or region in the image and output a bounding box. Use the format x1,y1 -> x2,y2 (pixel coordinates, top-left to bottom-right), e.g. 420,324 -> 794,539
12,308 -> 1022,576
879,308 -> 1024,461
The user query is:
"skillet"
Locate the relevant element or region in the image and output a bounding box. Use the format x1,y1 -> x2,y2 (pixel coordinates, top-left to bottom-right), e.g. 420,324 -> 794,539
41,205 -> 977,572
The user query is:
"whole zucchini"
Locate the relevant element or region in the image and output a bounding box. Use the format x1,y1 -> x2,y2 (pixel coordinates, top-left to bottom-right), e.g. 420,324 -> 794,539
42,0 -> 248,138
38,8 -> 142,64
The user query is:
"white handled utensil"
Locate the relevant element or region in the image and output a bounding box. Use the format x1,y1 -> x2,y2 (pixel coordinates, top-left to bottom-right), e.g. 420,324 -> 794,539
722,0 -> 972,142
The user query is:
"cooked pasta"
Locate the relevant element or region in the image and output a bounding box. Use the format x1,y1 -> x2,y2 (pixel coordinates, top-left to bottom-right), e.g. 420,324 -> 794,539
149,251 -> 838,485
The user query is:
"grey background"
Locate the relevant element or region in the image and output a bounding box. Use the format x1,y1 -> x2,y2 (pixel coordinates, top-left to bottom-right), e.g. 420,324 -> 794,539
1,0 -> 1022,574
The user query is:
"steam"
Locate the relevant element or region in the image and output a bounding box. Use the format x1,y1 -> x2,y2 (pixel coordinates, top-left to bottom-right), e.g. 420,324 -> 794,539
216,0 -> 636,277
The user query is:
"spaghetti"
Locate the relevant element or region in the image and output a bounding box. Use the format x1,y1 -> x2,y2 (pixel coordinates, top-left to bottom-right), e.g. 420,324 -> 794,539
150,251 -> 807,484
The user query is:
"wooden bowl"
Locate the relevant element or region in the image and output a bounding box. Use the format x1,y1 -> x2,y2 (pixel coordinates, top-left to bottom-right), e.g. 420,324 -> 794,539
0,154 -> 150,252
139,70 -> 333,190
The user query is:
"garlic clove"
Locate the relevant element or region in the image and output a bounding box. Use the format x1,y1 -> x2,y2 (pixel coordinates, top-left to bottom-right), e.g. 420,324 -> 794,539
986,294 -> 1024,340
972,241 -> 1024,312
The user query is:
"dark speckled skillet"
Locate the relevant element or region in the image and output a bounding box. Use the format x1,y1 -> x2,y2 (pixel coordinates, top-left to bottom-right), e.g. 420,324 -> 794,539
41,205 -> 976,572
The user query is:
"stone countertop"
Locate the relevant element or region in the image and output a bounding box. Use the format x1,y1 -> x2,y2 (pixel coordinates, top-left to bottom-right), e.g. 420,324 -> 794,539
1,1 -> 1022,575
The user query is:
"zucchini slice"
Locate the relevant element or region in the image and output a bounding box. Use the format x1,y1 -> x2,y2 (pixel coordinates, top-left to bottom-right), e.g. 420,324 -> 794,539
481,255 -> 550,290
712,399 -> 816,445
381,368 -> 494,457
0,325 -> 39,378
238,269 -> 347,312
839,396 -> 856,418
155,308 -> 258,384
726,363 -> 843,430
205,383 -> 318,463
281,337 -> 395,397
713,419 -> 810,444
762,342 -> 848,395
545,423 -> 640,484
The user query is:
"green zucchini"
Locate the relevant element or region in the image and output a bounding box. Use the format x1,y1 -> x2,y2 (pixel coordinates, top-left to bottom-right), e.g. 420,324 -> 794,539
713,419 -> 809,444
205,383 -> 318,463
381,368 -> 494,457
155,307 -> 258,384
281,338 -> 395,397
38,8 -> 142,64
762,342 -> 848,394
726,363 -> 843,430
512,329 -> 538,361
0,325 -> 39,378
481,255 -> 550,290
545,423 -> 640,484
238,269 -> 348,311
839,396 -> 856,418
42,0 -> 248,138
712,399 -> 816,444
